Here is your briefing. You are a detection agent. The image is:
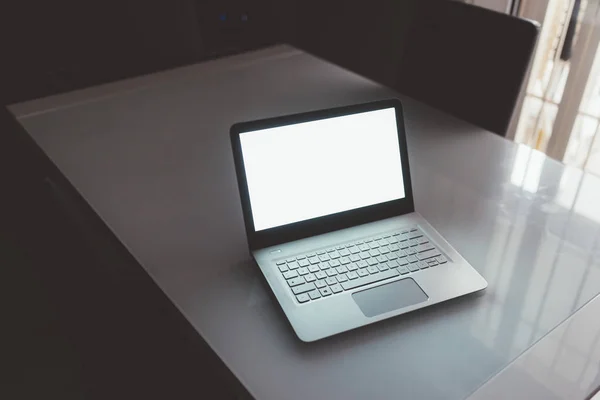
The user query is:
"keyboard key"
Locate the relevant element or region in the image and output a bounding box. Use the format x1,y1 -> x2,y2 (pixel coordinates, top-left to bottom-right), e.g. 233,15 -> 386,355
349,254 -> 361,262
417,237 -> 428,244
283,270 -> 298,279
305,273 -> 316,282
369,242 -> 380,249
367,258 -> 378,266
396,250 -> 407,257
336,265 -> 348,274
410,228 -> 418,232
340,257 -> 351,265
319,254 -> 331,262
408,232 -> 423,239
278,264 -> 289,272
326,269 -> 337,277
349,246 -> 361,254
308,265 -> 320,273
292,282 -> 316,295
406,255 -> 418,263
297,255 -> 306,260
298,267 -> 309,276
307,253 -> 317,258
319,262 -> 330,270
357,260 -> 368,268
347,271 -> 359,280
319,287 -> 333,297
407,263 -> 419,272
330,284 -> 343,293
379,246 -> 390,254
298,259 -> 310,267
316,250 -> 326,255
378,239 -> 388,247
367,266 -> 379,274
276,260 -> 286,265
326,248 -> 336,253
336,274 -> 348,283
378,263 -> 389,271
369,249 -> 381,257
315,279 -> 327,289
386,253 -> 398,261
329,259 -> 341,267
329,251 -> 341,259
315,271 -> 327,280
376,255 -> 388,263
287,277 -> 305,287
417,261 -> 429,270
387,237 -> 398,244
389,244 -> 400,251
308,256 -> 320,264
288,261 -> 300,270
341,269 -> 400,290
417,243 -> 435,252
360,252 -> 371,260
325,277 -> 338,286
435,255 -> 448,264
357,268 -> 369,277
308,290 -> 321,300
336,245 -> 345,250
427,260 -> 438,267
296,293 -> 310,303
417,250 -> 441,261
397,258 -> 409,266
359,244 -> 370,251
397,265 -> 410,275
409,239 -> 419,247
347,263 -> 359,271
286,258 -> 296,263
339,249 -> 350,257
387,260 -> 399,268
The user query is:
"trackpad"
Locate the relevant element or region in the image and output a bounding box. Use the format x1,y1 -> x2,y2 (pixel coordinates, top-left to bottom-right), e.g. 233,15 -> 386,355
352,278 -> 428,317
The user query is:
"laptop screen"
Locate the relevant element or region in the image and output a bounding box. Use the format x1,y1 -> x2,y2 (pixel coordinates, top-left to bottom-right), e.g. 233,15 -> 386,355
239,107 -> 405,231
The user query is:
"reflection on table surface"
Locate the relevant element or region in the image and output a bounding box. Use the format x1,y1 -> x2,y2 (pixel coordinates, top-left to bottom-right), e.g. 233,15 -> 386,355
468,292 -> 600,399
417,140 -> 600,397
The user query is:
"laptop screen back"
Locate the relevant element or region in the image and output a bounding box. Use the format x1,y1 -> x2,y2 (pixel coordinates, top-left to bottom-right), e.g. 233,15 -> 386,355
239,107 -> 405,231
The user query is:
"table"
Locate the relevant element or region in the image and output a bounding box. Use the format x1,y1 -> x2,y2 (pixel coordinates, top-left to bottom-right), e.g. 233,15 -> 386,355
10,45 -> 600,399
469,293 -> 600,399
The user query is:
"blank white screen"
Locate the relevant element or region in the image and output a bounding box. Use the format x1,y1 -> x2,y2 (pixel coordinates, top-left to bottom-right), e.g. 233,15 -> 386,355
239,107 -> 405,231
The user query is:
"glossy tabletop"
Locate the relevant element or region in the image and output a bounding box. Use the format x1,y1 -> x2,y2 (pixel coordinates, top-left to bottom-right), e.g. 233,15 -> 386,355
10,45 -> 600,399
469,293 -> 600,399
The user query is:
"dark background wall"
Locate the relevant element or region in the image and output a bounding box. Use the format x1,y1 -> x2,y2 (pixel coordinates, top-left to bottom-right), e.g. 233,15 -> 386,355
2,0 -> 286,105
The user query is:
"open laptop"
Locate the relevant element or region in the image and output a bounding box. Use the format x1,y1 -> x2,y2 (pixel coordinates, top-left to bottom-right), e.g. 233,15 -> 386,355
230,99 -> 487,342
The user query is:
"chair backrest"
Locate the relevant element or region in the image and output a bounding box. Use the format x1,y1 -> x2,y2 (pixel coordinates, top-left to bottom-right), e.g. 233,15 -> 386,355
288,0 -> 539,136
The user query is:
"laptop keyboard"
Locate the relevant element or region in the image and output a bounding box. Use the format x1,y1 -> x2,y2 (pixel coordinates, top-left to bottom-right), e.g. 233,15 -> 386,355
276,227 -> 447,304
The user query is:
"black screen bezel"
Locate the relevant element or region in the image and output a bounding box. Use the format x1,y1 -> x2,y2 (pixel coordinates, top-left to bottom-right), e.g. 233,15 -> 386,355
230,99 -> 414,250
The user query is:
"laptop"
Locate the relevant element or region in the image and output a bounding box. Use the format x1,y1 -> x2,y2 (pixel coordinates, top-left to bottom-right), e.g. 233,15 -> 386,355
230,99 -> 487,342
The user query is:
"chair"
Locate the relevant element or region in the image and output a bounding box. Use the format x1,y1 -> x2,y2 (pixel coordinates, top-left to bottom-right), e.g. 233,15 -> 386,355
287,0 -> 539,136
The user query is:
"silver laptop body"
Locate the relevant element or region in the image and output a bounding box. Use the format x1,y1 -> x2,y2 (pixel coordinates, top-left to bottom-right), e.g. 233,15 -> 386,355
231,99 -> 487,342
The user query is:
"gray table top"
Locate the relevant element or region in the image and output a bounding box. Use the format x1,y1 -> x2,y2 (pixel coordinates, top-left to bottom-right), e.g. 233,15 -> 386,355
11,45 -> 600,400
470,293 -> 600,399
